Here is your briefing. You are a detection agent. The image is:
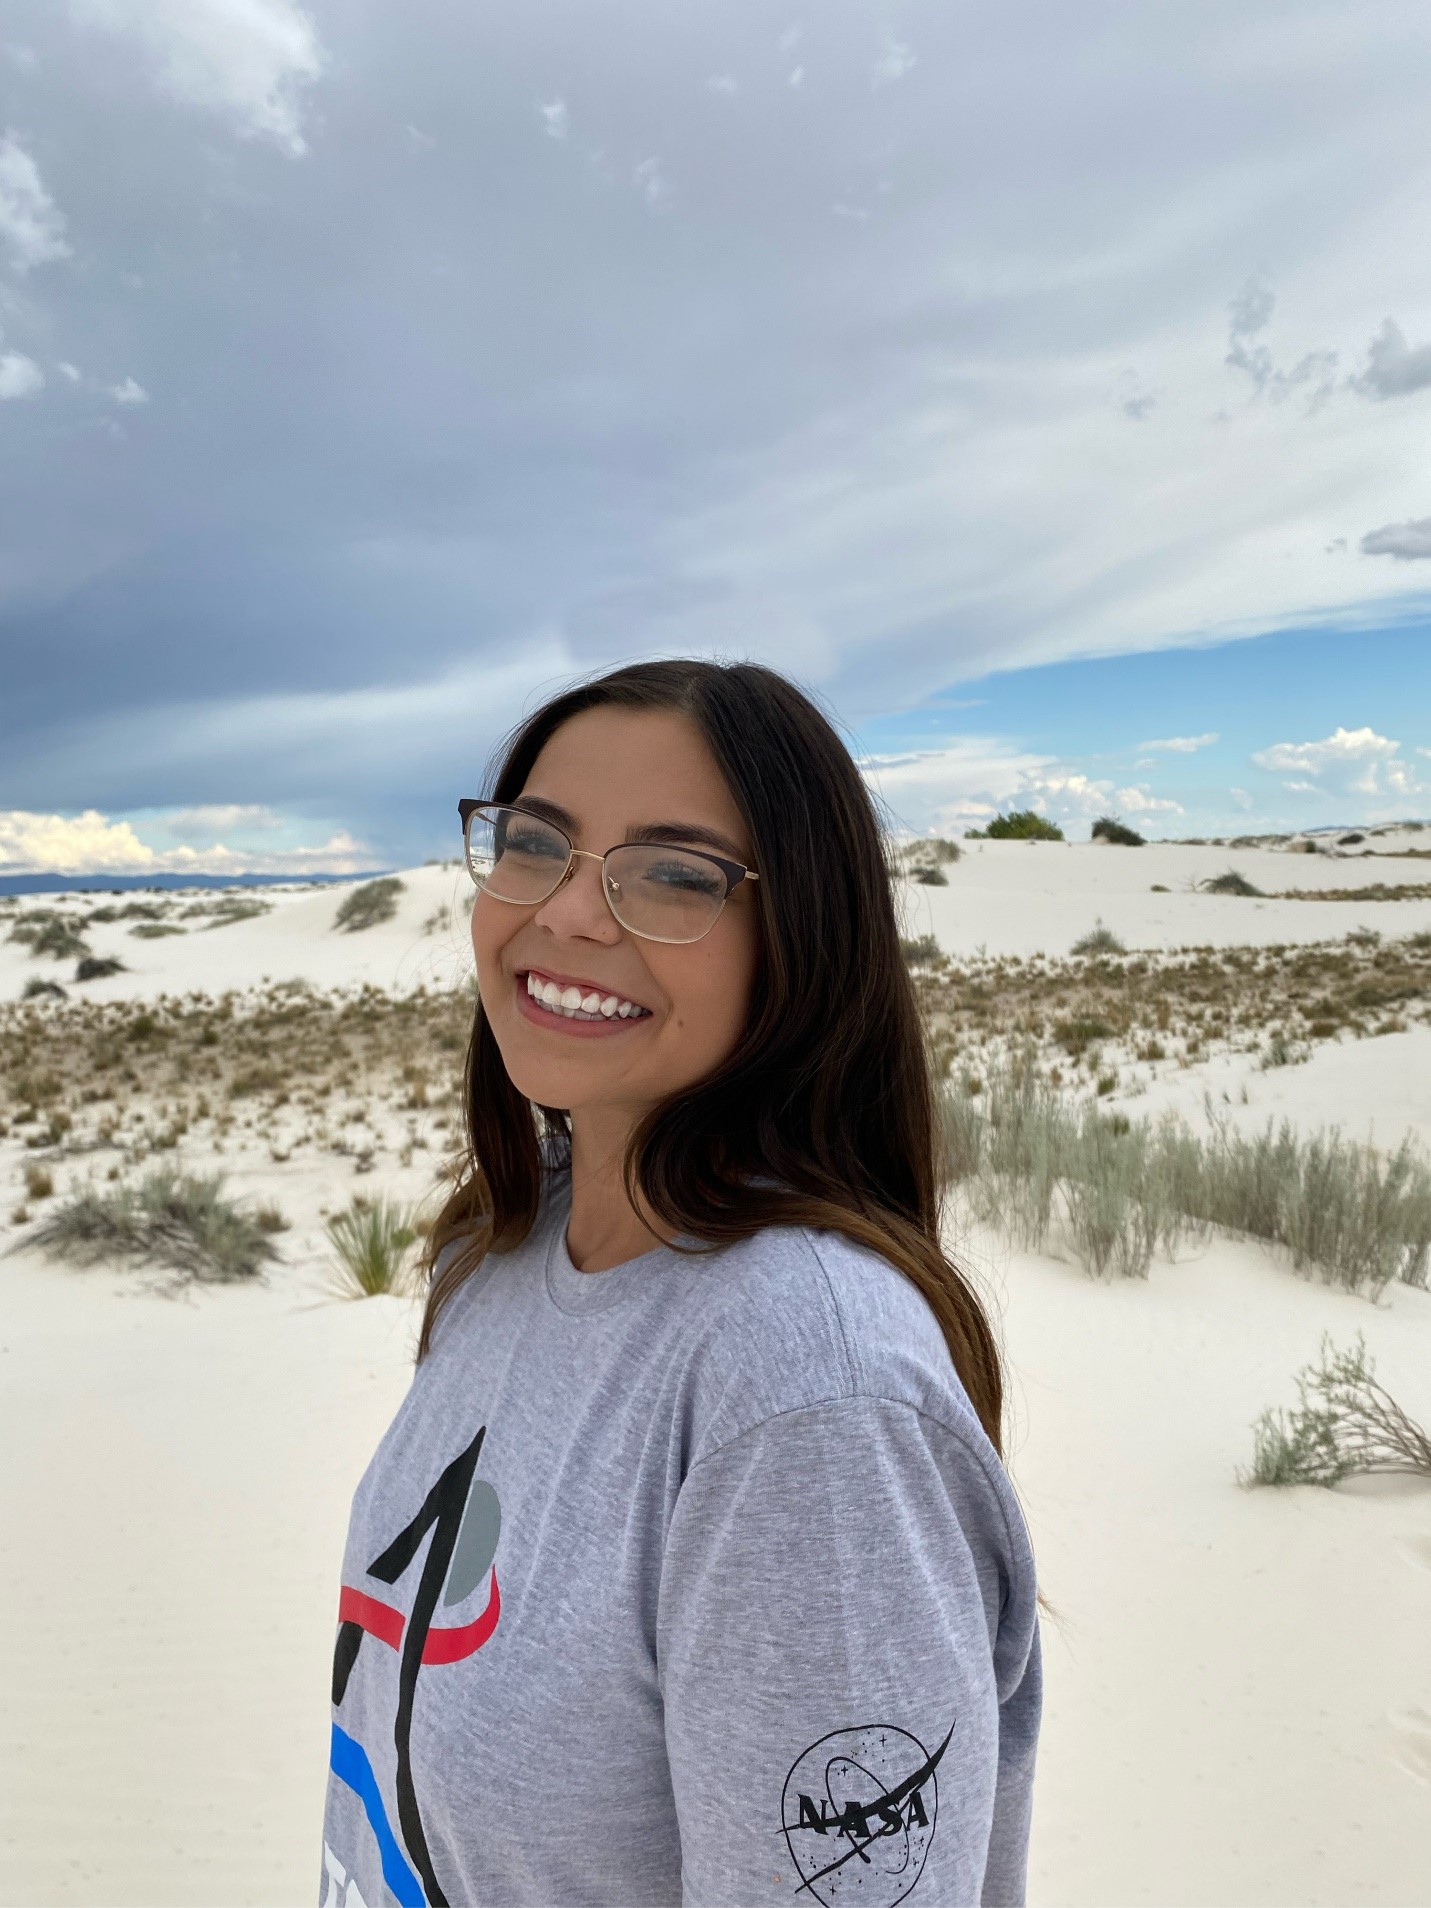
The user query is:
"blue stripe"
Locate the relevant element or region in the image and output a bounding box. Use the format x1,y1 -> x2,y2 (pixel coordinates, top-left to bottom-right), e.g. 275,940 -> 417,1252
329,1723 -> 427,1907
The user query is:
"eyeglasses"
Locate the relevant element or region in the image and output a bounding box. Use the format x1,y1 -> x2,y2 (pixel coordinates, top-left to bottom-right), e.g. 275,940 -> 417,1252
458,800 -> 761,946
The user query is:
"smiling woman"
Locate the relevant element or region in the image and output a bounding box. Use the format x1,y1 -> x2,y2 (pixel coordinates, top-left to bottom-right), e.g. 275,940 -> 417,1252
318,658 -> 1043,1908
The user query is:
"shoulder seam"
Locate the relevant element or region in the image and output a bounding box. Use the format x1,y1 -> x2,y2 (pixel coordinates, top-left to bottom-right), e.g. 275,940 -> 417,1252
794,1224 -> 862,1396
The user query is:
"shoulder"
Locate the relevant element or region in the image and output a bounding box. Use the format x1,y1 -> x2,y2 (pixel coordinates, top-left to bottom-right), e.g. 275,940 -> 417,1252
680,1220 -> 985,1466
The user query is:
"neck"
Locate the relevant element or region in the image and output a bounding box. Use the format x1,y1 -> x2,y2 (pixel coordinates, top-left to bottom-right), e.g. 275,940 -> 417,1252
563,1106 -> 677,1273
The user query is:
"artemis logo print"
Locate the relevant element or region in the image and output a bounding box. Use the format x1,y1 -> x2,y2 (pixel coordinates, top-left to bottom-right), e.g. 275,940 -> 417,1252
781,1719 -> 953,1905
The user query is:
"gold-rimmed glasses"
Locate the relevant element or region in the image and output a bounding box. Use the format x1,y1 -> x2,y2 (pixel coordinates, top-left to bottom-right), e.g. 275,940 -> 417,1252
458,799 -> 760,946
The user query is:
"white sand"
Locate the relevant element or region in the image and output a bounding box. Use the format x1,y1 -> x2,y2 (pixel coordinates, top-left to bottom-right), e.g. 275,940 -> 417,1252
2,850 -> 1429,1905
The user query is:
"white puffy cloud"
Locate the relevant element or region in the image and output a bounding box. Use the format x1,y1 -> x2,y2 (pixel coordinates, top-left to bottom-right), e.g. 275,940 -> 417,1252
156,801 -> 285,841
108,374 -> 148,404
1350,318 -> 1431,400
0,804 -> 371,874
0,132 -> 70,272
73,0 -> 326,156
1252,726 -> 1423,801
0,349 -> 44,398
1137,732 -> 1219,753
858,740 -> 1182,836
538,99 -> 568,142
1361,517 -> 1431,561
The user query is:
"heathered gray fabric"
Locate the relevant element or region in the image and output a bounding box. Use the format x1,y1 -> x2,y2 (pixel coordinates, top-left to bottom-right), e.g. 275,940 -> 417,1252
319,1163 -> 1042,1908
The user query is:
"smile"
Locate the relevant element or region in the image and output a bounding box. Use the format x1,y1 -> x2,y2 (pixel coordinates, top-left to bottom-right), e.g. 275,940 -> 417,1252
514,968 -> 654,1037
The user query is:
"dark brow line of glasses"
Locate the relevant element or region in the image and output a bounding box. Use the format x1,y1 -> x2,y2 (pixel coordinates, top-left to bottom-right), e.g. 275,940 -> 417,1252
456,798 -> 762,894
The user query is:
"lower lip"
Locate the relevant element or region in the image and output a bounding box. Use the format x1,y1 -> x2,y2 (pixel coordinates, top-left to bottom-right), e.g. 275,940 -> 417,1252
514,974 -> 655,1038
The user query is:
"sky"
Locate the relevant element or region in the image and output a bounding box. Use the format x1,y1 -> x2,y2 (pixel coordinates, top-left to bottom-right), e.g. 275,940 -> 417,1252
2,0 -> 1430,875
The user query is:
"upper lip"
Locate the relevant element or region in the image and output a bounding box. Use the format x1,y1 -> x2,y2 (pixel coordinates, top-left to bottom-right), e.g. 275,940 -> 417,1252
517,964 -> 651,1010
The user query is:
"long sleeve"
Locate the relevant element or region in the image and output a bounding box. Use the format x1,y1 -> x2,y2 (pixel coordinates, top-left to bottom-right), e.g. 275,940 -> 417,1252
656,1395 -> 1042,1908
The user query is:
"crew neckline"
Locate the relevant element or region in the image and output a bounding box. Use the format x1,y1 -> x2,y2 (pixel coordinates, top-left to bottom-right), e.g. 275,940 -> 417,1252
542,1170 -> 704,1316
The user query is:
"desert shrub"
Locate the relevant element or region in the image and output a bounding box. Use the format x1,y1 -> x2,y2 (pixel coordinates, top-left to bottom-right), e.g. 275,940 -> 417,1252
29,1168 -> 277,1283
334,877 -> 406,933
1338,832 -> 1365,846
185,896 -> 272,929
75,957 -> 126,981
911,867 -> 948,886
939,1062 -> 1431,1294
1071,920 -> 1126,956
24,1163 -> 54,1200
325,1196 -> 417,1297
130,924 -> 187,939
254,1203 -> 290,1233
1201,870 -> 1263,897
969,809 -> 1065,842
1091,816 -> 1144,846
21,979 -> 66,1000
1241,1331 -> 1430,1487
8,913 -> 90,960
898,933 -> 943,967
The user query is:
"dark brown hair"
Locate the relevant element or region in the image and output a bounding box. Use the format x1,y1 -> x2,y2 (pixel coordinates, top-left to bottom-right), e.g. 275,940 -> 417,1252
417,658 -> 1011,1454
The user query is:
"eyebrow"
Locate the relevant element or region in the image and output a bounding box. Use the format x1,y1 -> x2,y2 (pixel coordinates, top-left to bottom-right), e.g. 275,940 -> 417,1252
513,795 -> 749,863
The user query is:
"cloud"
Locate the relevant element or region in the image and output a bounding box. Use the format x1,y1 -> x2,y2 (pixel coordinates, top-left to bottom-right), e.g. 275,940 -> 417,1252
538,98 -> 568,142
0,349 -> 44,398
73,0 -> 326,156
108,374 -> 149,404
706,74 -> 738,96
156,801 -> 286,842
632,155 -> 672,208
55,359 -> 80,380
0,131 -> 70,272
1252,725 -> 1423,801
872,39 -> 916,86
1138,732 -> 1218,753
0,803 -> 372,874
857,740 -> 1181,835
1224,277 -> 1337,409
1360,517 -> 1431,561
1350,317 -> 1431,400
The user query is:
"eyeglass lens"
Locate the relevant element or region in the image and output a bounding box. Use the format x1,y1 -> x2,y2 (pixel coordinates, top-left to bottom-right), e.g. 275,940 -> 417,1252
466,805 -> 729,943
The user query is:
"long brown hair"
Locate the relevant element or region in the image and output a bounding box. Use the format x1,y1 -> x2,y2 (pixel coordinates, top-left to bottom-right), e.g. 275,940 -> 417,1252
417,658 -> 1010,1455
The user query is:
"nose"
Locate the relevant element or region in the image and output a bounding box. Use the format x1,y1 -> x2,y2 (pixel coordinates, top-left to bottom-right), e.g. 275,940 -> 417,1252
531,849 -> 621,944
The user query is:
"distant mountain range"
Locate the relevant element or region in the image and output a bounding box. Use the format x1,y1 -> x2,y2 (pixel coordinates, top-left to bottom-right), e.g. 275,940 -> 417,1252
0,870 -> 395,897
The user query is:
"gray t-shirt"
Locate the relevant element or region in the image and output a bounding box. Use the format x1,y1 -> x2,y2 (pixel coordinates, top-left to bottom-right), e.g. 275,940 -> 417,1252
319,1164 -> 1042,1908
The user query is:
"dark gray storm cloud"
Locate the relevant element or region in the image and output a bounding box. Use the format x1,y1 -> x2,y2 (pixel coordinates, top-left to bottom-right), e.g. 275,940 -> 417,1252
3,0 -> 1431,863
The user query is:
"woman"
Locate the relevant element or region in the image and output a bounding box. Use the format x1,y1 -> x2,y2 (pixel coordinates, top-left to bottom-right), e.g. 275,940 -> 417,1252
319,659 -> 1042,1908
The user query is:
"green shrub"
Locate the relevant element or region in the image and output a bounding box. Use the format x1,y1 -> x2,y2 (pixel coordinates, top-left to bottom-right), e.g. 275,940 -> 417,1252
939,1059 -> 1431,1294
130,924 -> 187,939
21,978 -> 66,1000
1201,869 -> 1263,897
911,867 -> 948,886
8,912 -> 90,960
968,809 -> 1065,842
898,933 -> 943,967
325,1196 -> 417,1297
24,1163 -> 54,1200
334,877 -> 406,933
1091,816 -> 1144,846
1241,1331 -> 1430,1487
75,957 -> 126,981
29,1168 -> 278,1283
1071,920 -> 1126,956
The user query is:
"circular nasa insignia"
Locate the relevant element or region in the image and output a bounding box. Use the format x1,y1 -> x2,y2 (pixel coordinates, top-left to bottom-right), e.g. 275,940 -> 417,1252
780,1719 -> 953,1906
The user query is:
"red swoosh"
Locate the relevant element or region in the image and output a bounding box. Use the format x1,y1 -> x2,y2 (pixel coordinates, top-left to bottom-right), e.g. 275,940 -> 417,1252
337,1570 -> 501,1664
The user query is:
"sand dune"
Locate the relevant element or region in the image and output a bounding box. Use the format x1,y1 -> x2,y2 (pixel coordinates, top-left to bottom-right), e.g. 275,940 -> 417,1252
2,848 -> 1429,1906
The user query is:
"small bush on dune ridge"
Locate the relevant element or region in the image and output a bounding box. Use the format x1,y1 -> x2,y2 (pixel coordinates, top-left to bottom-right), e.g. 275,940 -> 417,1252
334,877 -> 406,933
325,1195 -> 418,1297
1201,869 -> 1263,897
966,809 -> 1065,842
898,933 -> 943,968
939,1059 -> 1431,1294
1242,1331 -> 1431,1487
28,1168 -> 278,1284
1070,920 -> 1126,956
1091,816 -> 1145,846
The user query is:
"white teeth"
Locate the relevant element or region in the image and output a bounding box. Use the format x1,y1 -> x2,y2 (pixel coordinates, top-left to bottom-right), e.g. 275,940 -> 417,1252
525,973 -> 647,1022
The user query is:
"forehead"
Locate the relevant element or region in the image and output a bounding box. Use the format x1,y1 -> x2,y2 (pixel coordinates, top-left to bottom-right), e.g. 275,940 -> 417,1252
521,706 -> 749,844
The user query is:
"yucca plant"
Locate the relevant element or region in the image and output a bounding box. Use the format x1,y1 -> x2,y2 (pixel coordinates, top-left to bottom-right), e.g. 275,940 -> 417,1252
325,1195 -> 417,1297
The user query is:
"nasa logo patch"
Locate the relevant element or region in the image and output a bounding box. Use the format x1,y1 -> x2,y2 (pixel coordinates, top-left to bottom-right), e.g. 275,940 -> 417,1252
780,1718 -> 953,1906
